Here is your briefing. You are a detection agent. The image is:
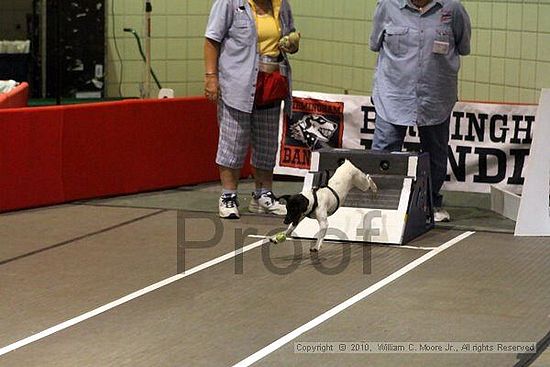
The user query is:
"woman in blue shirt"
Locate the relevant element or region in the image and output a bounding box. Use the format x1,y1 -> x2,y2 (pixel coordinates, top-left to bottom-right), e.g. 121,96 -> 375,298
204,0 -> 299,219
370,0 -> 471,222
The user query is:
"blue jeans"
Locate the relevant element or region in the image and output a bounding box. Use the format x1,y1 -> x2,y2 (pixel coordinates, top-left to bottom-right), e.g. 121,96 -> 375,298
372,116 -> 450,208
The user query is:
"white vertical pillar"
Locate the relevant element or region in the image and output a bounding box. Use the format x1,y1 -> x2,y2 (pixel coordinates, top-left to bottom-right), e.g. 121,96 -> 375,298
515,89 -> 550,236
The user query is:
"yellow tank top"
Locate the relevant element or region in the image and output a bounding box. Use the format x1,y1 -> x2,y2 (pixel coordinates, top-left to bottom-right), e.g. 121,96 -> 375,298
248,0 -> 281,57
256,14 -> 280,57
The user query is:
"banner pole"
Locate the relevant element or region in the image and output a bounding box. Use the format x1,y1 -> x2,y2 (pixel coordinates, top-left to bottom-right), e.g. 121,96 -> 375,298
143,0 -> 152,98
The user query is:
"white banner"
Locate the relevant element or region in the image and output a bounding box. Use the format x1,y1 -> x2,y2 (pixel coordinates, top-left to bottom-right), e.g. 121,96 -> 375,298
275,91 -> 537,194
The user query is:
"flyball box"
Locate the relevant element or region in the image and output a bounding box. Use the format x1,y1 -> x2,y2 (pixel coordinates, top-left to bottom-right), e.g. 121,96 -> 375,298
292,149 -> 435,245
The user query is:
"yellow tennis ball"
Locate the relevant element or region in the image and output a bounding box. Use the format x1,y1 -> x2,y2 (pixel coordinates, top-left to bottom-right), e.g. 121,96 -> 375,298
288,32 -> 300,44
279,32 -> 300,50
279,36 -> 290,49
274,232 -> 287,243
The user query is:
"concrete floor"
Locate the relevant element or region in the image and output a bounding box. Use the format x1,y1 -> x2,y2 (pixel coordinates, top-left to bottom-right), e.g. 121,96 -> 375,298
0,181 -> 549,367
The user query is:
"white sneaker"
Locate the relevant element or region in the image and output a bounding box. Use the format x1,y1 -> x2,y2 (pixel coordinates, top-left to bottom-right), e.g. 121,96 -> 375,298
434,207 -> 450,222
219,194 -> 240,219
248,191 -> 287,216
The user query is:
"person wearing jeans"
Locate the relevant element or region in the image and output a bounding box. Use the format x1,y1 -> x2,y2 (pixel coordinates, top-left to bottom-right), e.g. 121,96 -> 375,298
369,0 -> 471,221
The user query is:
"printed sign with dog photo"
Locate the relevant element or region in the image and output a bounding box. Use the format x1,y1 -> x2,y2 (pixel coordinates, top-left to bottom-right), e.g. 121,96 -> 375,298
279,97 -> 344,170
275,91 -> 538,195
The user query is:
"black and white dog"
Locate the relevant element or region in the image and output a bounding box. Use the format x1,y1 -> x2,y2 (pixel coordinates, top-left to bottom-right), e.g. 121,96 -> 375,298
275,160 -> 377,252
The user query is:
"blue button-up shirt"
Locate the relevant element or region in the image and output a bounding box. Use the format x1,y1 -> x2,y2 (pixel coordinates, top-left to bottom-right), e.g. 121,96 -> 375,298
370,0 -> 471,126
205,0 -> 295,113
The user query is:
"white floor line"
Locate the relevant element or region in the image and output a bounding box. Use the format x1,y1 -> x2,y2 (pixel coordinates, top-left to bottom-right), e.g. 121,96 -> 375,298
0,238 -> 270,357
373,244 -> 438,251
233,231 -> 476,367
247,235 -> 437,251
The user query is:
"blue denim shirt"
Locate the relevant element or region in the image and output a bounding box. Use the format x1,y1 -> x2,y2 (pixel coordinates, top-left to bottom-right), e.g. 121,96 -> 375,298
205,0 -> 296,113
370,0 -> 471,126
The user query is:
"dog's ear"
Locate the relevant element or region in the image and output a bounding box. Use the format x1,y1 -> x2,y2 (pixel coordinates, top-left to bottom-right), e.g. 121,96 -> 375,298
284,194 -> 310,226
278,195 -> 291,205
297,194 -> 310,213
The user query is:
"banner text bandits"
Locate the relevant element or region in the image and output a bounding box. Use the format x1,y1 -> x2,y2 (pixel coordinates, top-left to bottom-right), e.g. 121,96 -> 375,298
274,92 -> 537,193
359,106 -> 534,187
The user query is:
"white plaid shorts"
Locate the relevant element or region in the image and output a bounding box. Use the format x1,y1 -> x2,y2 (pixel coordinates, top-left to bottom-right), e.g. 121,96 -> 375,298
216,100 -> 281,171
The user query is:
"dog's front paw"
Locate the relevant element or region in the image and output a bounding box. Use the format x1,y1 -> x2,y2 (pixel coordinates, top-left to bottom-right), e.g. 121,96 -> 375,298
310,243 -> 321,252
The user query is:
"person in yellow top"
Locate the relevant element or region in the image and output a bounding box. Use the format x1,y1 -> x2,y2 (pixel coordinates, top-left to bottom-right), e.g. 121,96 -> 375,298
251,0 -> 282,57
204,0 -> 300,219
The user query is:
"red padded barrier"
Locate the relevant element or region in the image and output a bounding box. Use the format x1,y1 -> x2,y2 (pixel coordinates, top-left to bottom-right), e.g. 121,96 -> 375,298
60,98 -> 221,200
0,107 -> 64,210
0,97 -> 257,212
0,82 -> 29,109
